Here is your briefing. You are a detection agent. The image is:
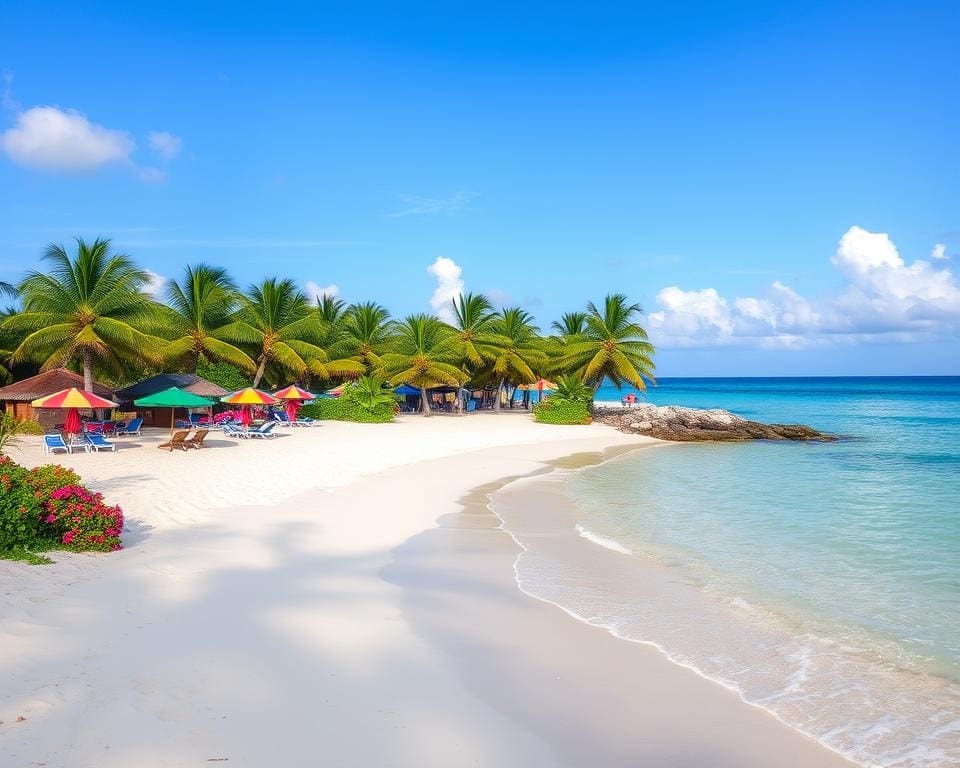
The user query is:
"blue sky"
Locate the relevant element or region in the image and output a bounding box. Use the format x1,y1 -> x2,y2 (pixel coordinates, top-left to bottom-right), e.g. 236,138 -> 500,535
1,1 -> 957,375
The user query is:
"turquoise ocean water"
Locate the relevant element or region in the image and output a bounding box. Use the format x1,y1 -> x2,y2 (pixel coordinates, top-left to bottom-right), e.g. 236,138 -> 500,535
512,378 -> 960,767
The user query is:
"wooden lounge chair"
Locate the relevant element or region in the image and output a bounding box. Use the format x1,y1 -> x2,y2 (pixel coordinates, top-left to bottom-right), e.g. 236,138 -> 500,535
184,428 -> 210,449
158,429 -> 191,452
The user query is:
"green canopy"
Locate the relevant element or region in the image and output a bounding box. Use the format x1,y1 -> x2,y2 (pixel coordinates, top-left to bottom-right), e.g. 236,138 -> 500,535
134,387 -> 215,408
134,386 -> 215,436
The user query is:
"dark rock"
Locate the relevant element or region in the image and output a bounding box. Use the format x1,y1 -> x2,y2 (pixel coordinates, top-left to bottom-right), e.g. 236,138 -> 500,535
592,404 -> 836,442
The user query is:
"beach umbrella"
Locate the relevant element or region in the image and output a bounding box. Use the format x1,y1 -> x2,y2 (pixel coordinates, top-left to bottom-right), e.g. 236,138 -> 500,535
325,383 -> 346,398
31,388 -> 119,436
517,378 -> 557,402
221,387 -> 277,426
135,387 -> 215,434
273,385 -> 316,420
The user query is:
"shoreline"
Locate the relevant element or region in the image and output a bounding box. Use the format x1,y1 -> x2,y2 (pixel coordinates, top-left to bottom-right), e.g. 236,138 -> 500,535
2,418 -> 853,766
386,444 -> 857,768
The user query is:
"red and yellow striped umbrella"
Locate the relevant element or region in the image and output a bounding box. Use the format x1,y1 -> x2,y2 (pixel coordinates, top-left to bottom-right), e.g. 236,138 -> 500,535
220,387 -> 277,405
31,388 -> 118,410
325,384 -> 345,397
31,388 -> 118,435
221,387 -> 276,427
274,385 -> 316,420
273,385 -> 316,401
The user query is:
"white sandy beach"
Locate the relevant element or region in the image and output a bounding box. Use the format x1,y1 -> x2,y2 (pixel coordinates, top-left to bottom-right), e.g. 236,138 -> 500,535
1,414 -> 855,767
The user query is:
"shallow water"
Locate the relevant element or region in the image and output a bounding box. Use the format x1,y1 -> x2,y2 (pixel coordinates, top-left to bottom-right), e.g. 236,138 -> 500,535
505,377 -> 960,767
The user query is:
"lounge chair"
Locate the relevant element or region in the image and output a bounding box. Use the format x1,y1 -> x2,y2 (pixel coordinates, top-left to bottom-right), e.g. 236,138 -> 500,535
117,417 -> 143,436
68,435 -> 91,453
43,433 -> 71,455
158,429 -> 191,451
248,421 -> 278,439
85,433 -> 117,453
184,428 -> 210,449
222,423 -> 248,439
295,415 -> 319,427
272,411 -> 293,426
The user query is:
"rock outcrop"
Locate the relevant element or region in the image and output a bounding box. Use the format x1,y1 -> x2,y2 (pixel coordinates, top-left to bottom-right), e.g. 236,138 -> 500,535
593,404 -> 835,442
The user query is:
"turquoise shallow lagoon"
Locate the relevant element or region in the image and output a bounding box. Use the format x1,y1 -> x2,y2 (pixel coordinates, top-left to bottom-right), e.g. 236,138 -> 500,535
523,378 -> 960,767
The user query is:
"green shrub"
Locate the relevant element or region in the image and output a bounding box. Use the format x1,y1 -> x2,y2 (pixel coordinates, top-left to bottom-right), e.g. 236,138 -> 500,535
552,375 -> 594,405
0,458 -> 48,558
533,398 -> 592,425
299,378 -> 396,423
0,413 -> 24,455
15,419 -> 44,435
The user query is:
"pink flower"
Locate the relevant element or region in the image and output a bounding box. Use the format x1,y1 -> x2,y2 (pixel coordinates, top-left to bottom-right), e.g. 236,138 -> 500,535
45,514 -> 57,523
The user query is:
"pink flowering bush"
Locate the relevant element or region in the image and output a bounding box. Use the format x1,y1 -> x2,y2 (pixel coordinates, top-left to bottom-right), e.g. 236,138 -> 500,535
44,484 -> 124,552
0,455 -> 124,561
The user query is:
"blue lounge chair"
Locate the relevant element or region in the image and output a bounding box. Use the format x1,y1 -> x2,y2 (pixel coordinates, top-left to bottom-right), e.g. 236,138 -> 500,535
248,421 -> 278,439
85,433 -> 117,453
272,411 -> 293,426
117,417 -> 143,436
43,433 -> 71,455
295,416 -> 318,427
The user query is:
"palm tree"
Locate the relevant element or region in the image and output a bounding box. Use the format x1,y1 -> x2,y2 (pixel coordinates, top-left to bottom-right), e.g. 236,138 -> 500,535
560,294 -> 655,393
488,308 -> 547,412
451,292 -> 507,371
160,264 -> 256,374
2,238 -> 162,390
342,301 -> 392,374
379,314 -> 465,416
219,278 -> 362,387
550,311 -> 587,337
316,294 -> 347,325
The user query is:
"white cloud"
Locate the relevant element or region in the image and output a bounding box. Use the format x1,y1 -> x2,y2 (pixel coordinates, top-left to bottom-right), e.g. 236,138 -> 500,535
388,191 -> 475,218
649,226 -> 960,348
427,257 -> 463,323
1,106 -> 135,172
148,131 -> 182,161
932,243 -> 947,260
304,281 -> 339,304
143,270 -> 167,298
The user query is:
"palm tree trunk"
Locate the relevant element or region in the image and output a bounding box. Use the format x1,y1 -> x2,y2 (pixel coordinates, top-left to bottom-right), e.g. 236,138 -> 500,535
82,351 -> 93,393
493,378 -> 505,412
420,386 -> 431,417
82,350 -> 103,419
252,356 -> 268,388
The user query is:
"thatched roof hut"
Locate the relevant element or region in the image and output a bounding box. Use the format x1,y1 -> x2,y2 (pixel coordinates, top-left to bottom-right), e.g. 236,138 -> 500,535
114,374 -> 230,427
115,373 -> 229,401
0,369 -> 115,426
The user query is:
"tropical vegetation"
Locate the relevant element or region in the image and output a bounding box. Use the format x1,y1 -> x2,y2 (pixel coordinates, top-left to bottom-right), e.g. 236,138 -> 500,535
299,376 -> 397,423
533,375 -> 594,425
0,236 -> 657,419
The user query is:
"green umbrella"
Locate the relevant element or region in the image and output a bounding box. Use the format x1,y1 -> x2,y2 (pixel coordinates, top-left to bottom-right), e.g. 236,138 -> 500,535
134,387 -> 215,433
